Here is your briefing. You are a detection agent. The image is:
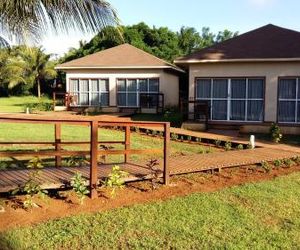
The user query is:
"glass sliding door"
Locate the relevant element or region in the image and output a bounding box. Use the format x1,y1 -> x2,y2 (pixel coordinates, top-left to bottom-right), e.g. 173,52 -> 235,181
195,77 -> 264,122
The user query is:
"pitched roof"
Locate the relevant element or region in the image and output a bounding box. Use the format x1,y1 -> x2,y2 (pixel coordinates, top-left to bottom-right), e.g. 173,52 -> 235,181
56,43 -> 184,72
175,24 -> 300,63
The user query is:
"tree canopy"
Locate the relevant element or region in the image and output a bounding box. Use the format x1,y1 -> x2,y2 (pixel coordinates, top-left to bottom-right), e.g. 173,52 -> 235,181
61,22 -> 238,63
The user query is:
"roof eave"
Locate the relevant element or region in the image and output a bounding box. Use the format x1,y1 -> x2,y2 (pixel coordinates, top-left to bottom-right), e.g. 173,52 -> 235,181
174,58 -> 300,64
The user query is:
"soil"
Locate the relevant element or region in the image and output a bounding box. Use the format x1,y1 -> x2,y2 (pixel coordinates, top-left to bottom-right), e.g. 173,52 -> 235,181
1,164 -> 300,232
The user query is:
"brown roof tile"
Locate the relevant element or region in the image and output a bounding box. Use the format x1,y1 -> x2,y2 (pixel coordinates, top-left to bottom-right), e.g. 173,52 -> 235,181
175,24 -> 300,63
56,43 -> 183,72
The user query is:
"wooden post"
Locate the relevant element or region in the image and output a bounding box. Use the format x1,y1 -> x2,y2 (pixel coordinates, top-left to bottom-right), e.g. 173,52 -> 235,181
163,123 -> 170,185
90,121 -> 98,199
125,125 -> 131,163
55,123 -> 61,167
53,92 -> 56,111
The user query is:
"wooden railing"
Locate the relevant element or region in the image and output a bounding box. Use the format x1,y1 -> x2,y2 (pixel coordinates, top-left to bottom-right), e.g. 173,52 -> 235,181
0,115 -> 170,199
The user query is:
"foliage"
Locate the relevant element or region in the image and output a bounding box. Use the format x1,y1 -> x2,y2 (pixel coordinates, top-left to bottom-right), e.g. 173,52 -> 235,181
292,156 -> 300,165
171,133 -> 179,141
224,141 -> 232,151
269,123 -> 283,143
237,144 -> 244,150
273,159 -> 283,168
260,161 -> 271,173
187,136 -> 192,141
104,166 -> 128,198
60,22 -> 238,63
283,158 -> 294,168
195,137 -> 202,143
24,99 -> 53,112
2,173 -> 300,249
70,172 -> 89,205
146,159 -> 161,190
66,155 -> 88,167
12,157 -> 47,209
214,139 -> 221,147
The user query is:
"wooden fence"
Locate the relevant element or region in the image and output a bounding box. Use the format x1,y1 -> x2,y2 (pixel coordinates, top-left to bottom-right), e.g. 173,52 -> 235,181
0,115 -> 170,199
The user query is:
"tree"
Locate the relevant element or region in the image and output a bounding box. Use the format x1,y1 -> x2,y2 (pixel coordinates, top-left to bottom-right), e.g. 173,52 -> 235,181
0,0 -> 119,46
178,27 -> 201,55
6,46 -> 57,97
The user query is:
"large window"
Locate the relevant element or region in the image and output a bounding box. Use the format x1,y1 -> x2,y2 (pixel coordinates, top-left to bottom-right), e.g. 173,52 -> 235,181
69,79 -> 109,106
195,78 -> 264,121
117,78 -> 159,107
278,78 -> 300,123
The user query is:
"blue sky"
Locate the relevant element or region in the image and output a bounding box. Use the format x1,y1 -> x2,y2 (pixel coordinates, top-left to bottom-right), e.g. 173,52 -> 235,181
43,0 -> 300,55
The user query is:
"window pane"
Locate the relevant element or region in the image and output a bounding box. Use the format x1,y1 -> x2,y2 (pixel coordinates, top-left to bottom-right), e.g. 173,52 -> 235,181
79,80 -> 89,92
90,80 -> 99,92
247,100 -> 263,121
127,93 -> 137,106
139,79 -> 148,92
297,102 -> 300,123
149,79 -> 159,92
70,79 -> 79,92
79,93 -> 89,106
278,101 -> 296,122
100,93 -> 109,106
231,79 -> 246,98
213,79 -> 227,98
248,79 -> 264,99
212,100 -> 227,120
100,79 -> 109,92
279,79 -> 296,99
118,93 -> 126,106
127,79 -> 137,91
117,79 -> 126,91
196,79 -> 211,99
230,100 -> 245,120
91,93 -> 99,105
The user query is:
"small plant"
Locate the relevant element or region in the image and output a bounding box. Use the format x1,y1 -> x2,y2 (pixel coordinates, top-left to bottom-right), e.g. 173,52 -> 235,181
104,166 -> 128,198
145,129 -> 150,135
195,137 -> 201,143
12,157 -> 47,209
270,123 -> 283,143
151,130 -> 157,136
260,161 -> 271,173
206,147 -> 213,153
146,159 -> 161,190
224,141 -> 232,151
215,139 -> 221,147
66,155 -> 88,167
134,127 -> 140,133
283,158 -> 294,168
70,172 -> 89,205
158,131 -> 164,137
292,156 -> 300,165
171,133 -> 178,141
246,143 -> 253,149
273,159 -> 283,168
236,144 -> 244,150
180,135 -> 184,141
187,135 -> 192,141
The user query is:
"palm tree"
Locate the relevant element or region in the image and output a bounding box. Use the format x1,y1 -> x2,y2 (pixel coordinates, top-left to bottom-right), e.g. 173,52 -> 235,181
0,0 -> 119,46
6,46 -> 57,97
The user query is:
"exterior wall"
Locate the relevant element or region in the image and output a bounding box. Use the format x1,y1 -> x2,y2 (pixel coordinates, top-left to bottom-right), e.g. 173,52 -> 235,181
188,61 -> 300,123
65,68 -> 179,109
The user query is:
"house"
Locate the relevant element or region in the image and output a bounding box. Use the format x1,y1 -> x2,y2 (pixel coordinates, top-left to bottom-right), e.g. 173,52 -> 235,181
55,44 -> 183,113
174,24 -> 300,133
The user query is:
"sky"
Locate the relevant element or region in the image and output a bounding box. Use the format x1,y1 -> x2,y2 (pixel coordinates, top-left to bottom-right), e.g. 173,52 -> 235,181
42,0 -> 300,56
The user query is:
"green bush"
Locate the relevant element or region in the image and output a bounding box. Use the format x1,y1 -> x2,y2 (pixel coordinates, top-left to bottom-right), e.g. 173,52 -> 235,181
260,161 -> 271,173
224,141 -> 232,151
273,159 -> 283,168
24,99 -> 52,112
104,166 -> 128,198
236,144 -> 244,150
70,172 -> 89,205
270,123 -> 282,143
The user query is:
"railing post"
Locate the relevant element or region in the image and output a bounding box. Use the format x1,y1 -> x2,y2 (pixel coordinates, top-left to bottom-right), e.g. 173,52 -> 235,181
125,125 -> 131,163
90,121 -> 98,199
53,92 -> 56,111
163,123 -> 170,185
55,123 -> 61,167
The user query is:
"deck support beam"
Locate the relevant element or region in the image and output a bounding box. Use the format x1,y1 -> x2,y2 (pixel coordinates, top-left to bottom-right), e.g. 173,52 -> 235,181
55,123 -> 61,167
90,121 -> 98,199
163,123 -> 170,185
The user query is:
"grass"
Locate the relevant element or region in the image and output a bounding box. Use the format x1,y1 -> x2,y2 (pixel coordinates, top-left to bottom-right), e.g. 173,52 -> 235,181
0,96 -> 51,113
1,172 -> 300,249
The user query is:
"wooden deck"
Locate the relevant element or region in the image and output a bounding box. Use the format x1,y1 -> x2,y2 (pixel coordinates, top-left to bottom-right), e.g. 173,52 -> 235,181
0,148 -> 298,193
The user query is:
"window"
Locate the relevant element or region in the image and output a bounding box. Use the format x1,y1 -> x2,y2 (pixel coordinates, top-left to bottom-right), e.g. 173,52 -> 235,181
69,78 -> 109,106
195,78 -> 264,121
117,78 -> 159,107
278,78 -> 300,123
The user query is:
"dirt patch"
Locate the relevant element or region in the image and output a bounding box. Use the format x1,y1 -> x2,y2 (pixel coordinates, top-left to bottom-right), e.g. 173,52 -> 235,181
0,165 -> 300,232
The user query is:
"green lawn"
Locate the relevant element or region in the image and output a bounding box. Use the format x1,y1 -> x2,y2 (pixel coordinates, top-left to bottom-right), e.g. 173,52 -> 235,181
1,172 -> 300,249
0,96 -> 51,113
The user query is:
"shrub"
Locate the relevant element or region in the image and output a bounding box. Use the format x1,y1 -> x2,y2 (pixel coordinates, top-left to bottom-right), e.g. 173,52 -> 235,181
151,130 -> 157,136
24,100 -> 52,112
270,123 -> 283,143
104,166 -> 128,198
237,144 -> 244,150
292,156 -> 300,165
283,158 -> 294,168
134,127 -> 140,133
224,141 -> 232,151
260,161 -> 271,173
70,172 -> 89,205
215,139 -> 221,147
195,137 -> 201,143
273,159 -> 283,168
146,159 -> 161,190
171,133 -> 178,141
158,131 -> 164,137
246,143 -> 253,149
187,136 -> 192,141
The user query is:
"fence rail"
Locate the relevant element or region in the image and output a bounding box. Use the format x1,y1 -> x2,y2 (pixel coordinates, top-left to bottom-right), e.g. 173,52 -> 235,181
0,114 -> 170,199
